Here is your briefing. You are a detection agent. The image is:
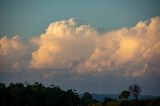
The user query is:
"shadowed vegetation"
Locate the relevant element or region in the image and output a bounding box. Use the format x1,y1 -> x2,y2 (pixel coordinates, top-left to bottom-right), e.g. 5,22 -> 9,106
0,82 -> 80,106
0,82 -> 159,106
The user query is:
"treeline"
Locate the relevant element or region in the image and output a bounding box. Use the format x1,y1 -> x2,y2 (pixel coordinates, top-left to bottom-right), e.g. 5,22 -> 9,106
0,82 -> 80,106
0,82 -> 160,106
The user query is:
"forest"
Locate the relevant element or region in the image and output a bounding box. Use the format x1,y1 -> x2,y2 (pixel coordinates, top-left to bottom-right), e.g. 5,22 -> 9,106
0,82 -> 160,106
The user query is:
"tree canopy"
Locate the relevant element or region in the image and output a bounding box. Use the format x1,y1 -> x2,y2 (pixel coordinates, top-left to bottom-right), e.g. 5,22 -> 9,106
128,84 -> 141,100
0,82 -> 80,106
119,90 -> 130,100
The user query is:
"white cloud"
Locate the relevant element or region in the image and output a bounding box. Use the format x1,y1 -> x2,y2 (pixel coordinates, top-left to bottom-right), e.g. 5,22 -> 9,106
1,17 -> 160,77
79,17 -> 160,77
29,18 -> 97,69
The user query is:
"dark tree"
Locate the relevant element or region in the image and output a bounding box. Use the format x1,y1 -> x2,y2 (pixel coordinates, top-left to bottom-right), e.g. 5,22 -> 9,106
0,83 -> 7,106
128,84 -> 141,100
119,90 -> 130,100
65,89 -> 80,106
80,92 -> 94,106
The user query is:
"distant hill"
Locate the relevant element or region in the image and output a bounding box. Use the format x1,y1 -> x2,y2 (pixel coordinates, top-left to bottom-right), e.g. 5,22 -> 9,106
80,94 -> 159,101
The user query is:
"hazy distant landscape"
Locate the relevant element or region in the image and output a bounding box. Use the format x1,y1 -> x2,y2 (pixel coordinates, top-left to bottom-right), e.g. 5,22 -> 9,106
90,94 -> 158,101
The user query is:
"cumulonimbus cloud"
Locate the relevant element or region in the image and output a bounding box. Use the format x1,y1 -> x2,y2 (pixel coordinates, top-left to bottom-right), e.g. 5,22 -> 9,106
0,17 -> 160,77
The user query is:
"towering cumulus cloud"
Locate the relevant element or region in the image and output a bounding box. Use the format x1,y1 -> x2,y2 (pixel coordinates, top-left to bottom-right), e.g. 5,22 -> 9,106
0,17 -> 160,77
29,18 -> 97,69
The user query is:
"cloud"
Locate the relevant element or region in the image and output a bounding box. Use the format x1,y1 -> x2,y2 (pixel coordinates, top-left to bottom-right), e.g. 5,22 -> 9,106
1,17 -> 160,77
78,17 -> 160,77
29,18 -> 97,70
0,36 -> 31,71
1,17 -> 160,96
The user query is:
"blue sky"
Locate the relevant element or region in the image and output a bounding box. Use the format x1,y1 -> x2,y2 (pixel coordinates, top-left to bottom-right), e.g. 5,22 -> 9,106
0,0 -> 160,96
1,0 -> 160,39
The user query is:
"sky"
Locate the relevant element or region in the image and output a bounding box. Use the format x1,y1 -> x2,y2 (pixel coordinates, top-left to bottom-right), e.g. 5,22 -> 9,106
0,0 -> 160,96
